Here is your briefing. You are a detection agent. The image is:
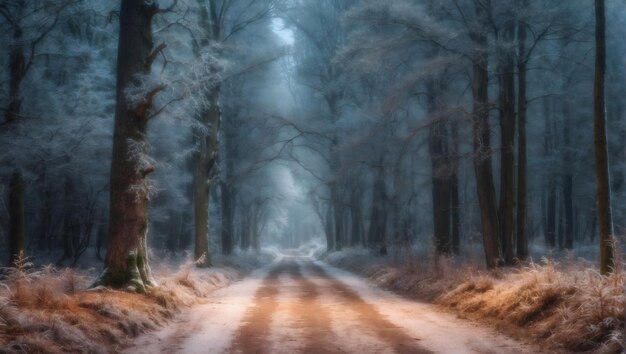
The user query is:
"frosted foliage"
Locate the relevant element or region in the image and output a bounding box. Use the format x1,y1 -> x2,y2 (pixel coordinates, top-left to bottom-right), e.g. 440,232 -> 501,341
124,45 -> 226,126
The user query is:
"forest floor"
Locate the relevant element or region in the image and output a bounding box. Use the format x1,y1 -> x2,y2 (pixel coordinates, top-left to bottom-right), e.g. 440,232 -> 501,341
0,250 -> 276,353
324,247 -> 625,354
126,252 -> 549,354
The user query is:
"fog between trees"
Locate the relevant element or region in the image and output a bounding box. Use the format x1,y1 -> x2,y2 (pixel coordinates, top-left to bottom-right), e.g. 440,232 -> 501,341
1,0 -> 626,287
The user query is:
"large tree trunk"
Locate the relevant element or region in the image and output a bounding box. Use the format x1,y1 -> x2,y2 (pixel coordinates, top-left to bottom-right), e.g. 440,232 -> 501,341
471,2 -> 501,268
8,171 -> 25,266
497,20 -> 516,265
594,0 -> 614,275
94,0 -> 160,292
516,3 -> 529,260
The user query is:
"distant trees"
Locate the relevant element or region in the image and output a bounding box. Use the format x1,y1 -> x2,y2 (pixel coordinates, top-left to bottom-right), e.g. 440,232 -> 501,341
333,0 -> 604,269
285,0 -> 356,253
0,0 -> 102,266
190,0 -> 276,265
0,0 -> 624,279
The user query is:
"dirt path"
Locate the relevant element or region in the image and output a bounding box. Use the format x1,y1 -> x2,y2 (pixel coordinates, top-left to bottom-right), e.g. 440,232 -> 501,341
127,255 -> 548,354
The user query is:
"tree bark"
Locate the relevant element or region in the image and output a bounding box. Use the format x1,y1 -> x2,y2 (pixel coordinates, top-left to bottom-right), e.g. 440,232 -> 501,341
471,1 -> 501,268
516,2 -> 529,260
546,177 -> 557,248
427,79 -> 452,255
59,177 -> 79,264
594,0 -> 614,275
450,122 -> 461,255
8,171 -> 25,266
350,188 -> 363,246
563,109 -> 574,250
325,203 -> 335,251
192,0 -> 222,266
368,162 -> 387,255
94,0 -> 159,292
497,19 -> 516,265
6,23 -> 25,124
221,182 -> 234,255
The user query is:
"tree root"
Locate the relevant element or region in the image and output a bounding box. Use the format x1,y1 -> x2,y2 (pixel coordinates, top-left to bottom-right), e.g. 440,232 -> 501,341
91,251 -> 156,293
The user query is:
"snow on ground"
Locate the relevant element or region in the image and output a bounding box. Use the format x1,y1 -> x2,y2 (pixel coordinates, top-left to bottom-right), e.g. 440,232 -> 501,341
315,259 -> 547,354
127,252 -> 550,354
126,256 -> 280,354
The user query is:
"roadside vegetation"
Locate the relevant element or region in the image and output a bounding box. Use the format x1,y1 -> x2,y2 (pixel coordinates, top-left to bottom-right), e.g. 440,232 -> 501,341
0,252 -> 275,354
325,248 -> 625,353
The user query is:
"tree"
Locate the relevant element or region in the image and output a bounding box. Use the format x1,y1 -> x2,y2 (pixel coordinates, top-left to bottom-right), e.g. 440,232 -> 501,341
593,0 -> 614,275
1,0 -> 74,265
94,0 -> 167,291
470,0 -> 501,268
191,0 -> 275,265
8,171 -> 24,265
515,0 -> 529,260
497,9 -> 516,265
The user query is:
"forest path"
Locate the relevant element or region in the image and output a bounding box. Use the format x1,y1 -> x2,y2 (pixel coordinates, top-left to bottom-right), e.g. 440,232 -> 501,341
127,254 -> 548,354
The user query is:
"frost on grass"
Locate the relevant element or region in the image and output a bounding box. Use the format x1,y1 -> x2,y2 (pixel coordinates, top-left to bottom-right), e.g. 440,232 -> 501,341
325,249 -> 625,353
0,252 -> 273,354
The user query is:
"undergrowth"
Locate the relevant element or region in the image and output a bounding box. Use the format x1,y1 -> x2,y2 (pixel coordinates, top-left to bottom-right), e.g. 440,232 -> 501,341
0,252 -> 261,354
325,248 -> 625,353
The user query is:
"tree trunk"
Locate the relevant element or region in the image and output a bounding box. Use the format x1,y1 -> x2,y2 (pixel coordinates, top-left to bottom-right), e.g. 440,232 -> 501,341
471,2 -> 501,268
325,204 -> 335,251
193,147 -> 210,265
166,212 -> 180,253
8,171 -> 25,266
6,23 -> 25,124
516,2 -> 529,260
192,0 -> 222,266
563,112 -> 574,251
94,0 -> 159,292
350,189 -> 363,246
594,0 -> 614,275
497,20 -> 516,265
59,177 -> 79,264
546,177 -> 557,248
221,182 -> 234,255
192,86 -> 220,267
368,163 -> 387,255
427,79 -> 452,255
450,120 -> 461,255
331,182 -> 343,251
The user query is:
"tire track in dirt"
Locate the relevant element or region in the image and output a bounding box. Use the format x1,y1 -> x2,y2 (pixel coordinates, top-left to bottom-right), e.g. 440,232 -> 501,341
305,261 -> 431,354
282,257 -> 340,354
227,261 -> 285,354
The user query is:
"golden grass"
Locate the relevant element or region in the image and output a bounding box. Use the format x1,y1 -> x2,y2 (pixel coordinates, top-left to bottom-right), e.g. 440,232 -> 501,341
325,250 -> 625,354
0,255 -> 246,354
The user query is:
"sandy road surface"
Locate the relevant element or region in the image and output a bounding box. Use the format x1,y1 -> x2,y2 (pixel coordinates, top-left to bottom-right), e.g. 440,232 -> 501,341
127,255 -> 548,354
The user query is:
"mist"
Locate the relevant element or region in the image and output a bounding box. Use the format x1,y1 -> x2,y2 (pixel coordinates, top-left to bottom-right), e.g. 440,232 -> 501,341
0,0 -> 625,353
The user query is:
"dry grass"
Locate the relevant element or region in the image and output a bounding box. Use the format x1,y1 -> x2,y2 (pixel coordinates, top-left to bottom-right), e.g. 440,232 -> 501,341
325,249 -> 625,354
0,253 -> 265,354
